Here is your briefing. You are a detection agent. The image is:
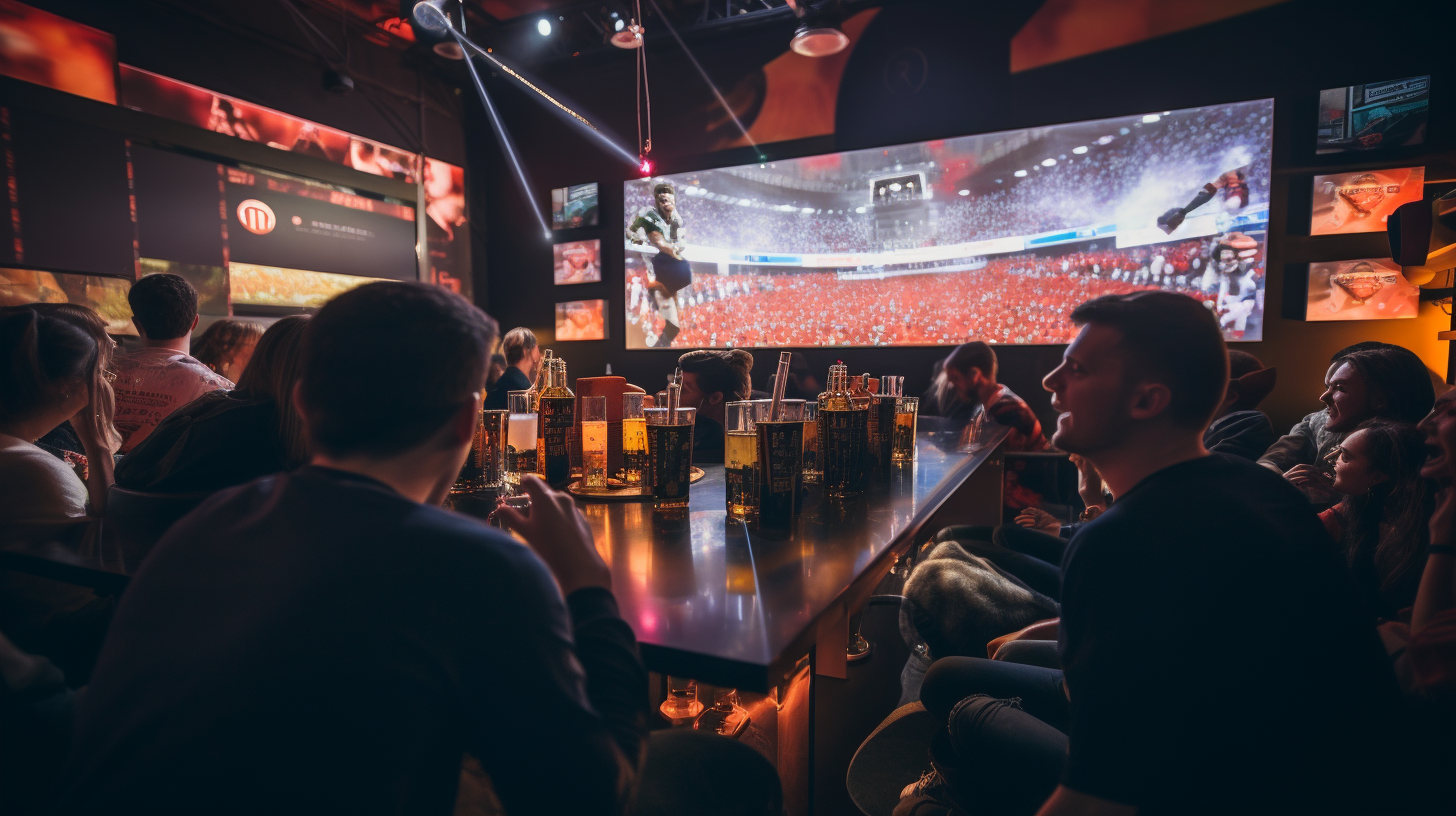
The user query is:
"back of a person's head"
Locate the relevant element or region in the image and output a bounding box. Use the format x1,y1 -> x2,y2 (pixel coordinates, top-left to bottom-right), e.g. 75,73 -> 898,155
501,327 -> 537,366
192,319 -> 264,375
945,341 -> 997,380
238,316 -> 311,466
299,282 -> 499,459
1226,350 -> 1276,412
1332,341 -> 1393,362
1338,347 -> 1435,425
127,274 -> 199,341
0,304 -> 106,426
1070,291 -> 1228,430
678,349 -> 753,401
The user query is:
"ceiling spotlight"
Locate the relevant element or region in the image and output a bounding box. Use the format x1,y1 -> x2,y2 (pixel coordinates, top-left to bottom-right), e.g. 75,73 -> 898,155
412,0 -> 452,32
537,18 -> 552,36
611,21 -> 643,48
412,0 -> 464,58
789,3 -> 849,58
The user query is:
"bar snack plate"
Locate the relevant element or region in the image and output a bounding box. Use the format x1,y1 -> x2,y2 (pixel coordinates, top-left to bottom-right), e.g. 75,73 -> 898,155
566,467 -> 705,501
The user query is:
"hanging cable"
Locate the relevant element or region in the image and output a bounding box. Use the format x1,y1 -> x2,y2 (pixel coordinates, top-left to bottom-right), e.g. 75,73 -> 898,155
634,0 -> 653,174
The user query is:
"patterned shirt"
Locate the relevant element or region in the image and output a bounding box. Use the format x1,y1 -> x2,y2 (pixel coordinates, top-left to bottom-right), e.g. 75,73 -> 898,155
112,348 -> 233,454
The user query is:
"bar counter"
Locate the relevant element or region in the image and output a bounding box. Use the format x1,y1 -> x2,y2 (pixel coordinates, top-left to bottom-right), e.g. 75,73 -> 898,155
573,422 -> 1008,692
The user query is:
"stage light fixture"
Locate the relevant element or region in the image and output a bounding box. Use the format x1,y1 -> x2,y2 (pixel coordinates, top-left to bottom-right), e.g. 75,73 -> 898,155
538,18 -> 552,36
789,2 -> 848,58
411,0 -> 465,58
639,157 -> 654,176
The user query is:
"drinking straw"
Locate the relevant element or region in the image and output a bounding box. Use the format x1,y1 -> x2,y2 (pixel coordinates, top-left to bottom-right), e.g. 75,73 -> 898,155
667,367 -> 681,424
769,351 -> 791,420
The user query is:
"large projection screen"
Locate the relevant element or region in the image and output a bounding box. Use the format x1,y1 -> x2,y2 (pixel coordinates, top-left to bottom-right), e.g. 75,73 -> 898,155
625,99 -> 1273,348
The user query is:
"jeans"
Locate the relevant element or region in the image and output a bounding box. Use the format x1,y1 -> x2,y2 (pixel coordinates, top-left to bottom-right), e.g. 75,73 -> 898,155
921,657 -> 1068,816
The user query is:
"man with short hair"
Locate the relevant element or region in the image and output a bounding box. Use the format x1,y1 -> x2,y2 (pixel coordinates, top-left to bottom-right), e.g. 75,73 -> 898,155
112,274 -> 232,452
905,291 -> 1403,816
677,349 -> 752,464
62,283 -> 650,815
483,326 -> 540,410
942,341 -> 1047,452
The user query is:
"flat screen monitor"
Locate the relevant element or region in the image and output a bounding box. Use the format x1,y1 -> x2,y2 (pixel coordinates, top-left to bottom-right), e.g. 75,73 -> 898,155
552,183 -> 599,229
624,98 -> 1274,347
1317,76 -> 1429,154
1304,258 -> 1419,322
1310,167 -> 1424,236
555,299 -> 606,341
554,239 -> 602,284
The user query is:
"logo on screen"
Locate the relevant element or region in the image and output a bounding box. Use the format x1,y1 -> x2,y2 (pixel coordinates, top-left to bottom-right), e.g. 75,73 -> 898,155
237,200 -> 277,235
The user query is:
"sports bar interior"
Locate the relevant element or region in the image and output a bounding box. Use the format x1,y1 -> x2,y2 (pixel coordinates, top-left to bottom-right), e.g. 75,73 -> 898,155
1,0 -> 1453,814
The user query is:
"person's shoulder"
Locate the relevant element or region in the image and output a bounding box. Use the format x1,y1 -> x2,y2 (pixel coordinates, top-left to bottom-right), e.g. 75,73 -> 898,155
397,503 -> 558,587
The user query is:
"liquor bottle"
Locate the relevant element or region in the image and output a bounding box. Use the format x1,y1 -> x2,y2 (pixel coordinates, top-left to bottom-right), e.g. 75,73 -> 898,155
538,358 -> 576,487
820,364 -> 868,496
529,349 -> 553,475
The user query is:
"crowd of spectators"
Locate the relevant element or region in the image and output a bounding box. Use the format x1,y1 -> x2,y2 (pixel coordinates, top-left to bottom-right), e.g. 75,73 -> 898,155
629,236 -> 1265,348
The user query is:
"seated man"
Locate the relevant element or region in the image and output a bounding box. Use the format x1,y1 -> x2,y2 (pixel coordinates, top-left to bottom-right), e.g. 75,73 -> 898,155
62,283 -> 649,814
112,274 -> 232,452
903,292 -> 1404,816
1257,341 -> 1392,483
677,349 -> 753,464
942,341 -> 1047,452
483,327 -> 539,411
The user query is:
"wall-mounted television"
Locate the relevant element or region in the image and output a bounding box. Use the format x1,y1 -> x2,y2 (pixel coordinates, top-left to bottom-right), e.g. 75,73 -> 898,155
555,299 -> 606,341
1310,167 -> 1424,236
1317,76 -> 1429,154
1303,258 -> 1419,322
554,239 -> 601,284
624,98 -> 1274,348
551,183 -> 599,229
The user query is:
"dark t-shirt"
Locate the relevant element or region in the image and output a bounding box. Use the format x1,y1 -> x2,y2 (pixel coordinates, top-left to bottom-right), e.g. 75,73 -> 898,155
62,467 -> 647,815
1202,409 -> 1276,462
1057,454 -> 1403,815
114,389 -> 288,493
483,365 -> 532,412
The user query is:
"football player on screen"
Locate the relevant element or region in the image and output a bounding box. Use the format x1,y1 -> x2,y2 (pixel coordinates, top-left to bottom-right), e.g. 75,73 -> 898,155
1157,167 -> 1252,234
629,183 -> 693,348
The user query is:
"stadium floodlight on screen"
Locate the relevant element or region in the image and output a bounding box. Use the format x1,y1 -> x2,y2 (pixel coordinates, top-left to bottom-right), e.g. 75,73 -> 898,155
624,99 -> 1274,349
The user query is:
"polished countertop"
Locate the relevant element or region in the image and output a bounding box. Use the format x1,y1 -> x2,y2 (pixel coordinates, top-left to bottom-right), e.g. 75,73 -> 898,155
574,423 -> 1008,690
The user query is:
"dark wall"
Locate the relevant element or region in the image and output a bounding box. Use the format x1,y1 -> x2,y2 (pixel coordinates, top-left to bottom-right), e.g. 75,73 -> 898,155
471,0 -> 1452,428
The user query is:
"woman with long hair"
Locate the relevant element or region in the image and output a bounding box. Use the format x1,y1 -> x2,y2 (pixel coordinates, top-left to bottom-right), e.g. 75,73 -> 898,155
115,316 -> 309,493
1285,345 -> 1436,504
0,303 -> 120,523
191,319 -> 264,383
1321,419 -> 1431,616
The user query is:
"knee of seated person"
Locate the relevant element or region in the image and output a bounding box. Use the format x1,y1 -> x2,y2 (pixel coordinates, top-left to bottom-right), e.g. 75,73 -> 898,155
920,656 -> 983,717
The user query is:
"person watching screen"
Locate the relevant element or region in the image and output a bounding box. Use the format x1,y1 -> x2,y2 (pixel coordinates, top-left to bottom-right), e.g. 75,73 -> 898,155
0,304 -> 120,525
942,341 -> 1048,452
191,319 -> 264,383
62,282 -> 652,815
115,316 -> 311,494
112,274 -> 231,453
676,349 -> 753,464
483,327 -> 539,411
1278,346 -> 1435,505
1313,419 -> 1431,618
1202,349 -> 1277,461
902,291 -> 1405,816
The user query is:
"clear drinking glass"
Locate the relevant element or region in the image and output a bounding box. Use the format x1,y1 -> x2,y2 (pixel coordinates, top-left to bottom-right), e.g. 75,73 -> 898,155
893,396 -> 919,464
480,410 -> 508,489
580,396 -> 608,488
646,406 -> 696,511
506,391 -> 538,488
622,393 -> 647,486
725,400 -> 759,518
802,402 -> 820,484
659,676 -> 703,725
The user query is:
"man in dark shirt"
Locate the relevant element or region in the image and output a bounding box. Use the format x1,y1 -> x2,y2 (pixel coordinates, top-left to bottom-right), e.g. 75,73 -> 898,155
911,292 -> 1404,816
483,326 -> 539,411
62,283 -> 648,815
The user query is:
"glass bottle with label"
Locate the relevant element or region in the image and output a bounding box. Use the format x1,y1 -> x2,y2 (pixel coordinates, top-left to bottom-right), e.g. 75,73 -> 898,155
538,358 -> 576,488
820,364 -> 868,496
529,349 -> 553,476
